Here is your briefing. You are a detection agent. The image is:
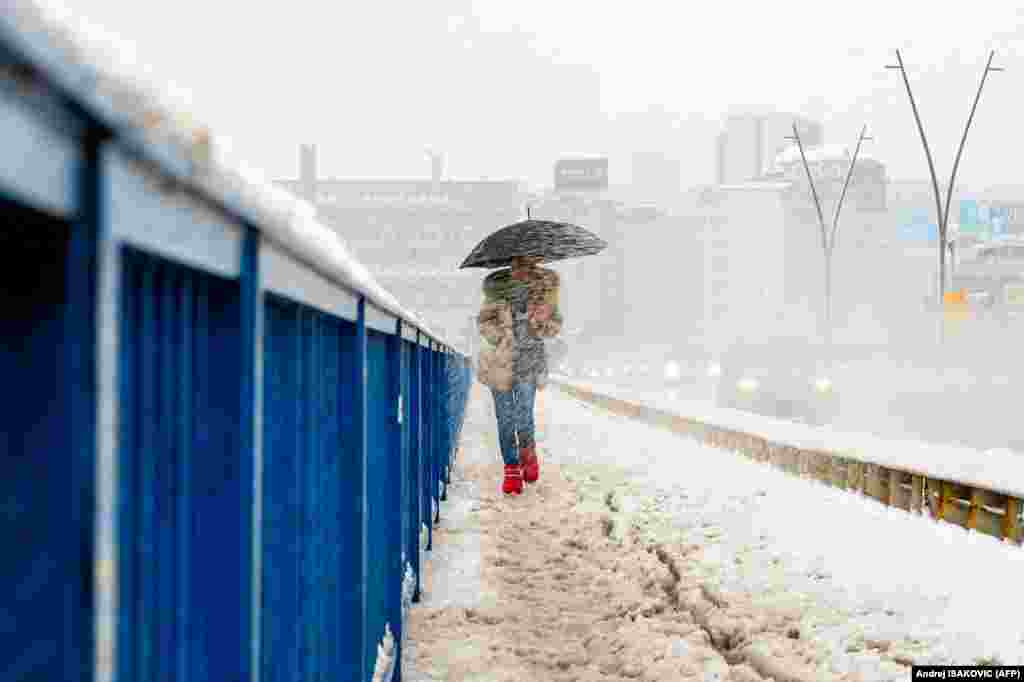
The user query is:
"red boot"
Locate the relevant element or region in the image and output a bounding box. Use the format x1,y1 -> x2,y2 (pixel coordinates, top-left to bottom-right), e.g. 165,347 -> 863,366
502,464 -> 523,495
520,445 -> 539,483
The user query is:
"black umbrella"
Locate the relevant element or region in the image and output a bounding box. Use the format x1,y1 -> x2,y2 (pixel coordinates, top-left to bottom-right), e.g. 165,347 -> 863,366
459,212 -> 607,269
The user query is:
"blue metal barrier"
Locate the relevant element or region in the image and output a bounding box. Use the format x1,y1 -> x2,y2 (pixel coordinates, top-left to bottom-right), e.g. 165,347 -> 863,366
408,335 -> 424,605
423,343 -> 437,552
117,246 -> 255,681
365,327 -> 397,676
428,347 -> 438,531
0,20 -> 474,682
440,353 -> 451,502
261,294 -> 362,680
0,193 -> 92,680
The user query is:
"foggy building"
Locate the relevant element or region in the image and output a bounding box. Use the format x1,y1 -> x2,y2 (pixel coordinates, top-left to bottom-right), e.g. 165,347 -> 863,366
699,171 -> 917,351
276,144 -> 530,345
278,147 -> 699,354
299,143 -> 317,202
699,183 -> 793,349
279,145 -> 525,210
629,151 -> 683,206
528,156 -> 641,348
970,187 -> 1024,237
767,144 -> 888,215
716,113 -> 823,185
886,180 -> 979,245
529,193 -> 625,342
619,205 -> 706,348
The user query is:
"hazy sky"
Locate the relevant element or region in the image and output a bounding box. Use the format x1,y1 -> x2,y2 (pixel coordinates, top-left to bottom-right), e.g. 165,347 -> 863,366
66,1 -> 1024,189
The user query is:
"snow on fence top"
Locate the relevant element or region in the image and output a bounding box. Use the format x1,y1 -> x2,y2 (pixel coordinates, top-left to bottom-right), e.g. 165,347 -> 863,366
1,0 -> 464,354
555,375 -> 1024,502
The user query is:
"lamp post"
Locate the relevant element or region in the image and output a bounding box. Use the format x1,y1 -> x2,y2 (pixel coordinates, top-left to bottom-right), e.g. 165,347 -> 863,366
885,49 -> 1003,305
786,123 -> 873,347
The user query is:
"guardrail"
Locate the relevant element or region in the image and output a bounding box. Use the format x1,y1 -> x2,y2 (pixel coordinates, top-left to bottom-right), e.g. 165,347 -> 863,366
552,377 -> 1024,546
0,8 -> 470,682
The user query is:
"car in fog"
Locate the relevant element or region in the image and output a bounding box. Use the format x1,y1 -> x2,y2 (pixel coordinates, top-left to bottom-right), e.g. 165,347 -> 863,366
713,338 -> 838,426
973,239 -> 1024,266
558,342 -> 714,399
952,233 -> 985,259
951,238 -> 1024,312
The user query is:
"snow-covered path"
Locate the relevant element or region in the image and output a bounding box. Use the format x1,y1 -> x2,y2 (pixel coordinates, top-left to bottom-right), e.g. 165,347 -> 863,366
403,384 -> 1024,681
544,386 -> 1024,668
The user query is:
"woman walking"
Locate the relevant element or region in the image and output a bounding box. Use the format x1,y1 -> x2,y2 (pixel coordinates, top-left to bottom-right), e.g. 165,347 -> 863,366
476,256 -> 562,495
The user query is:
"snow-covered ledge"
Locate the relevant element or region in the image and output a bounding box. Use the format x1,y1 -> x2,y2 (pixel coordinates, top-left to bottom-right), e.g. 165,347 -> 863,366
551,375 -> 1024,546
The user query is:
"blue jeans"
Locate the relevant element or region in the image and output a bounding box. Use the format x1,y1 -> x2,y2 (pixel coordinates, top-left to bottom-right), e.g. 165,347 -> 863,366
490,380 -> 537,466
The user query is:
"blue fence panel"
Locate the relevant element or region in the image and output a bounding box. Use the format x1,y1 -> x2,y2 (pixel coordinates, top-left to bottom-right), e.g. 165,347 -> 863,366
398,336 -> 410,600
439,352 -> 449,502
261,296 -> 301,681
387,326 -> 405,679
112,251 -> 474,682
261,294 -> 361,680
435,350 -> 442,520
400,339 -> 416,605
436,351 -> 443,503
444,354 -> 455,493
117,247 -> 250,681
445,356 -> 459,482
365,327 -> 403,676
426,347 -> 438,547
0,194 -> 93,680
417,343 -> 430,552
408,338 -> 423,602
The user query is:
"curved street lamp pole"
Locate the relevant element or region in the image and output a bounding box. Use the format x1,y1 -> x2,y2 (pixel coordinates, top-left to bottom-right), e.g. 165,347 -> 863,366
886,49 -> 1002,306
786,123 -> 872,348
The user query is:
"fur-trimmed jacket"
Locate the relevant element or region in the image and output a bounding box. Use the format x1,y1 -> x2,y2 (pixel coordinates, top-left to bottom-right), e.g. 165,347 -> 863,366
476,266 -> 563,391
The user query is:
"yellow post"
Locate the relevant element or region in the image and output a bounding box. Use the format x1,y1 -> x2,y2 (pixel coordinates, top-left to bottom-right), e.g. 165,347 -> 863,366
967,489 -> 981,530
944,289 -> 967,304
942,290 -> 969,339
1005,498 -> 1021,543
911,476 -> 924,514
938,481 -> 952,521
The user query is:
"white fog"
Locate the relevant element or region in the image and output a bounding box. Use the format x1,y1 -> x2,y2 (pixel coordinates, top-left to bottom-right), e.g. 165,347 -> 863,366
6,0 -> 1024,678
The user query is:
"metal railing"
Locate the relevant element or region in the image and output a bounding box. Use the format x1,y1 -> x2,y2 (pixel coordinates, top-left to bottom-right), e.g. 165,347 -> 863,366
0,11 -> 470,682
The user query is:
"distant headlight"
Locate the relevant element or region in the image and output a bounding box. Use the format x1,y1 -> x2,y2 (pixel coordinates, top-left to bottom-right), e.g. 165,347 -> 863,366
664,361 -> 682,381
737,377 -> 759,392
814,377 -> 833,393
707,362 -> 722,378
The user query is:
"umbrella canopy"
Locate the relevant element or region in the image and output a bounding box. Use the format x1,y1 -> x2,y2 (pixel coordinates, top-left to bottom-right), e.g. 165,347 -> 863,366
459,219 -> 607,269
